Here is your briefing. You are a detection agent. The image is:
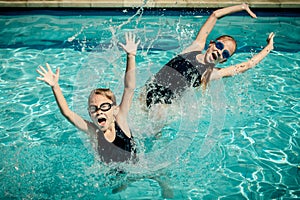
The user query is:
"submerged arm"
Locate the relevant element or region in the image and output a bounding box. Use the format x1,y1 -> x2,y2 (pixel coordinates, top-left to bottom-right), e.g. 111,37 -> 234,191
213,32 -> 275,79
36,63 -> 91,133
183,3 -> 256,53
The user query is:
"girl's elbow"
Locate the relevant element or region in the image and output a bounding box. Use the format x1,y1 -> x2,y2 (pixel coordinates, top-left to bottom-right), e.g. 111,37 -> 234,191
212,10 -> 222,19
61,109 -> 73,119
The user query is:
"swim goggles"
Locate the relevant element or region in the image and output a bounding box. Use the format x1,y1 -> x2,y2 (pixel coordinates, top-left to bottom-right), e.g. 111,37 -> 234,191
88,103 -> 113,113
214,41 -> 231,59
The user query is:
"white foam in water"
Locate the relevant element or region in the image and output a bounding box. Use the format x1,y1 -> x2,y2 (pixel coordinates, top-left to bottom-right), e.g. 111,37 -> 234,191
67,26 -> 85,42
199,79 -> 226,158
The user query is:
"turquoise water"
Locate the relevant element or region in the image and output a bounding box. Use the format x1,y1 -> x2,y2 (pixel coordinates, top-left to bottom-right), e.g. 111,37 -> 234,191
1,8 -> 300,199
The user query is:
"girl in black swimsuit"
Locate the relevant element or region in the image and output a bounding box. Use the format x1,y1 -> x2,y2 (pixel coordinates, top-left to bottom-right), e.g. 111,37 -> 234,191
142,4 -> 274,109
37,32 -> 140,163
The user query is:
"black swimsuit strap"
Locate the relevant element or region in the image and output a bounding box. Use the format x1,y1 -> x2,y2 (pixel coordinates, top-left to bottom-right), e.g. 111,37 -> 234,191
113,123 -> 135,152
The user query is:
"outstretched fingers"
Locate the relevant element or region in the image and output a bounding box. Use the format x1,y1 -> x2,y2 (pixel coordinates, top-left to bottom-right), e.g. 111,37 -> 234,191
36,63 -> 59,87
267,32 -> 275,51
242,3 -> 257,18
36,76 -> 44,81
125,32 -> 129,43
55,67 -> 60,77
46,63 -> 53,73
37,65 -> 46,74
119,32 -> 140,56
129,32 -> 136,42
135,38 -> 141,46
247,9 -> 257,18
268,32 -> 275,42
36,65 -> 46,79
119,42 -> 126,50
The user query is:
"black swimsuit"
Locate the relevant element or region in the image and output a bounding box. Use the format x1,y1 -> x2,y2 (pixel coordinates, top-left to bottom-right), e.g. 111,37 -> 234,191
97,123 -> 136,163
145,51 -> 215,108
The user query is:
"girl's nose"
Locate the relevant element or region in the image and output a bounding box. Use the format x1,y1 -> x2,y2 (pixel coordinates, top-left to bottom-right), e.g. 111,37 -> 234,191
95,111 -> 102,116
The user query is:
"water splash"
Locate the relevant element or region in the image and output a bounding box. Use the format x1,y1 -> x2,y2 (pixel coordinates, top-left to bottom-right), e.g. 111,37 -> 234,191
199,79 -> 227,158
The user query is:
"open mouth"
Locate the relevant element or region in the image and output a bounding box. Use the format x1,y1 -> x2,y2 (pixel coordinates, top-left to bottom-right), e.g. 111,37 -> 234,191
98,117 -> 107,126
212,52 -> 218,60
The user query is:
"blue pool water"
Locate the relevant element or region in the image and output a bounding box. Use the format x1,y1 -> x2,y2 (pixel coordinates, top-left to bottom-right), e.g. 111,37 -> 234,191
0,8 -> 300,199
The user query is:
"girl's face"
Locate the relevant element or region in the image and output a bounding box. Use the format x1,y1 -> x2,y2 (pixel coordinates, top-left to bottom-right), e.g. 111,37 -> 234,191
205,39 -> 236,64
88,94 -> 117,132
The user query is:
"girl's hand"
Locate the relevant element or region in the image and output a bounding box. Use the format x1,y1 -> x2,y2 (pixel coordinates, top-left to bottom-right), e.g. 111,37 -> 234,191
119,32 -> 140,56
267,32 -> 275,50
36,63 -> 60,87
242,3 -> 257,18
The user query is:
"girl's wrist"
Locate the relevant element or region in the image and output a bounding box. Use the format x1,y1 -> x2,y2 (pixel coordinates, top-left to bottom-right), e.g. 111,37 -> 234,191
51,82 -> 59,89
127,53 -> 136,57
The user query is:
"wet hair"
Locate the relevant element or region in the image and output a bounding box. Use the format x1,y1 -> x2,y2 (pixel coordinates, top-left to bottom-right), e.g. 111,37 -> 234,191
88,88 -> 117,105
216,35 -> 237,56
201,67 -> 213,91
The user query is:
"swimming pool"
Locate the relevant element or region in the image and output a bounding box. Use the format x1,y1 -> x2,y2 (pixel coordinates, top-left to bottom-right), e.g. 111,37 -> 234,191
0,8 -> 299,199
